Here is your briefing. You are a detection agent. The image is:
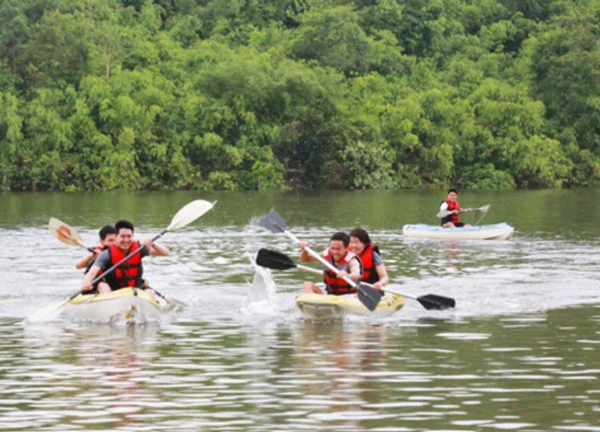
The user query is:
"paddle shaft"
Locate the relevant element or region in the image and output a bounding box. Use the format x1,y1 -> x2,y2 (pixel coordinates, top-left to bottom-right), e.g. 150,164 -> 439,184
72,238 -> 95,253
438,205 -> 489,218
142,287 -> 178,303
454,207 -> 484,214
282,230 -> 360,289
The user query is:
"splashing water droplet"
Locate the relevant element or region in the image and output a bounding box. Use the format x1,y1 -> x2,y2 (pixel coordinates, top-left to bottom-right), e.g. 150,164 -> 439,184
240,256 -> 279,315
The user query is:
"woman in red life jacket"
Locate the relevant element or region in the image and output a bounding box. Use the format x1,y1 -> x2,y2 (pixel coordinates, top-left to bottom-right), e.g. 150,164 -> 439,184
299,232 -> 362,295
82,219 -> 169,297
440,188 -> 472,228
349,228 -> 389,291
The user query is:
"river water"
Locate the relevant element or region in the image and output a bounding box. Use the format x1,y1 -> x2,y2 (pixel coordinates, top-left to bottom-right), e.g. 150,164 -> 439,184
0,190 -> 598,431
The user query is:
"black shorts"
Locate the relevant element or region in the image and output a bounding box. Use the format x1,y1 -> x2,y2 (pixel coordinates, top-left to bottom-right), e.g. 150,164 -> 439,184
443,222 -> 465,228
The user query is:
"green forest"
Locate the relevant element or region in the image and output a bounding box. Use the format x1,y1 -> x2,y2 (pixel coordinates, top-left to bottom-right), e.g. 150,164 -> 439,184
0,0 -> 598,191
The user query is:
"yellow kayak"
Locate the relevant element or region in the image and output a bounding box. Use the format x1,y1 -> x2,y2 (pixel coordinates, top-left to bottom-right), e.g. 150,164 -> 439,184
296,292 -> 404,319
63,288 -> 163,323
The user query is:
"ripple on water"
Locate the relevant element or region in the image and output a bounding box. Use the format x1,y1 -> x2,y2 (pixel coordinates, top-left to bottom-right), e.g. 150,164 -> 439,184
0,205 -> 599,431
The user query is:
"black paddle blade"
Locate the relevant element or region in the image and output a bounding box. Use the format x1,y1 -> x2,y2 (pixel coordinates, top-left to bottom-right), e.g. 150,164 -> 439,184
260,210 -> 286,234
357,283 -> 384,312
417,294 -> 456,310
256,248 -> 297,270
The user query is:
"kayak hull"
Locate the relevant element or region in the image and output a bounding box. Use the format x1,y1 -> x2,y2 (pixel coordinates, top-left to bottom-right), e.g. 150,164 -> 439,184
402,223 -> 514,240
62,288 -> 163,323
296,292 -> 404,319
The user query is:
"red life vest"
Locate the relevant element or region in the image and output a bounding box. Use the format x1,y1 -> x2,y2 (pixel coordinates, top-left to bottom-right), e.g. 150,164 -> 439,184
105,241 -> 143,289
360,244 -> 381,284
322,249 -> 362,295
441,199 -> 460,225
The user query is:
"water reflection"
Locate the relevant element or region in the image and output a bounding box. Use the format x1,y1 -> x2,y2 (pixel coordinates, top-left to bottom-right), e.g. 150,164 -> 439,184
6,322 -> 161,430
0,305 -> 597,431
445,241 -> 461,262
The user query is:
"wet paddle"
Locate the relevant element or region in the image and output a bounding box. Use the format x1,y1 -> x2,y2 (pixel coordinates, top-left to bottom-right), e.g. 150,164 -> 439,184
49,217 -> 189,307
146,287 -> 188,308
259,211 -> 383,312
437,204 -> 490,219
49,218 -> 96,253
256,248 -> 455,311
28,200 -> 215,323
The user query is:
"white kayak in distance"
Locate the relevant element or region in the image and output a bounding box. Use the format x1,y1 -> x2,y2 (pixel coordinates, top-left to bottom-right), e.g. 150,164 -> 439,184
402,222 -> 514,240
62,287 -> 164,323
296,292 -> 404,319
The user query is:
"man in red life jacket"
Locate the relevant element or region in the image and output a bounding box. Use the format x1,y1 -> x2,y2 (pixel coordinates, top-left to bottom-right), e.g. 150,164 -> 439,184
440,189 -> 472,228
75,225 -> 117,271
349,228 -> 389,291
81,220 -> 169,296
299,232 -> 362,295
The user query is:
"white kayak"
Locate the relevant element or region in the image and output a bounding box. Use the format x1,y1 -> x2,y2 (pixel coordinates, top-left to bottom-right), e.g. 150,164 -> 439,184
62,288 -> 163,323
296,292 -> 404,319
402,222 -> 514,240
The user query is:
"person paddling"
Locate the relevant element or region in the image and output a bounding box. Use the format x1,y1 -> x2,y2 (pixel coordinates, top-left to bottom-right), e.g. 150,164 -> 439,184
440,188 -> 472,228
75,225 -> 117,271
82,220 -> 169,296
349,228 -> 389,291
299,232 -> 362,295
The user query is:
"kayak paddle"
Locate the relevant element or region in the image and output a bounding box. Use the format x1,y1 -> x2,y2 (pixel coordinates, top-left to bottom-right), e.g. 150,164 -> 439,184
256,248 -> 456,311
259,210 -> 383,312
436,204 -> 490,219
146,286 -> 188,308
49,218 -> 96,253
28,200 -> 215,323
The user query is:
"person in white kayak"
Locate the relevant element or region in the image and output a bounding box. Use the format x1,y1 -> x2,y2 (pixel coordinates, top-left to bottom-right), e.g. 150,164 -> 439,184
299,232 -> 362,295
82,220 -> 169,296
440,189 -> 472,228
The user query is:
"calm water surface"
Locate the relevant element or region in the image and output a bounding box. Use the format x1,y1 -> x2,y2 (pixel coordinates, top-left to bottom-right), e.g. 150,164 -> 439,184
0,190 -> 598,431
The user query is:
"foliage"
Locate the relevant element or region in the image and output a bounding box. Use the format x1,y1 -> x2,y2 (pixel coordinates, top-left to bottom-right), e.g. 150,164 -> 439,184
0,0 -> 598,191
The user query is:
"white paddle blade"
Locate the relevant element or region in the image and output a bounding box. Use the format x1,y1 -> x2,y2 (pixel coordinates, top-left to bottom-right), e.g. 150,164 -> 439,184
479,204 -> 490,213
27,298 -> 68,323
166,200 -> 215,231
49,218 -> 86,247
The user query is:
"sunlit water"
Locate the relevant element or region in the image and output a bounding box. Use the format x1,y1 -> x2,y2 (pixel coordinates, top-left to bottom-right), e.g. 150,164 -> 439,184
0,190 -> 598,431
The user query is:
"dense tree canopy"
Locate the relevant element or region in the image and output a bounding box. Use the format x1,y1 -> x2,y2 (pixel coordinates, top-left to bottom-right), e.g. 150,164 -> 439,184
0,0 -> 598,191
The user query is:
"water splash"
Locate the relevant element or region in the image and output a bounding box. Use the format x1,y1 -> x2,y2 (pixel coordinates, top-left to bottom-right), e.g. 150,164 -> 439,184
240,256 -> 279,316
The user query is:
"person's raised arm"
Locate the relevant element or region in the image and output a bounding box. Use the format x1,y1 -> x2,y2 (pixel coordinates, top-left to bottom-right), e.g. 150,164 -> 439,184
75,253 -> 96,270
299,241 -> 318,262
144,238 -> 169,256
